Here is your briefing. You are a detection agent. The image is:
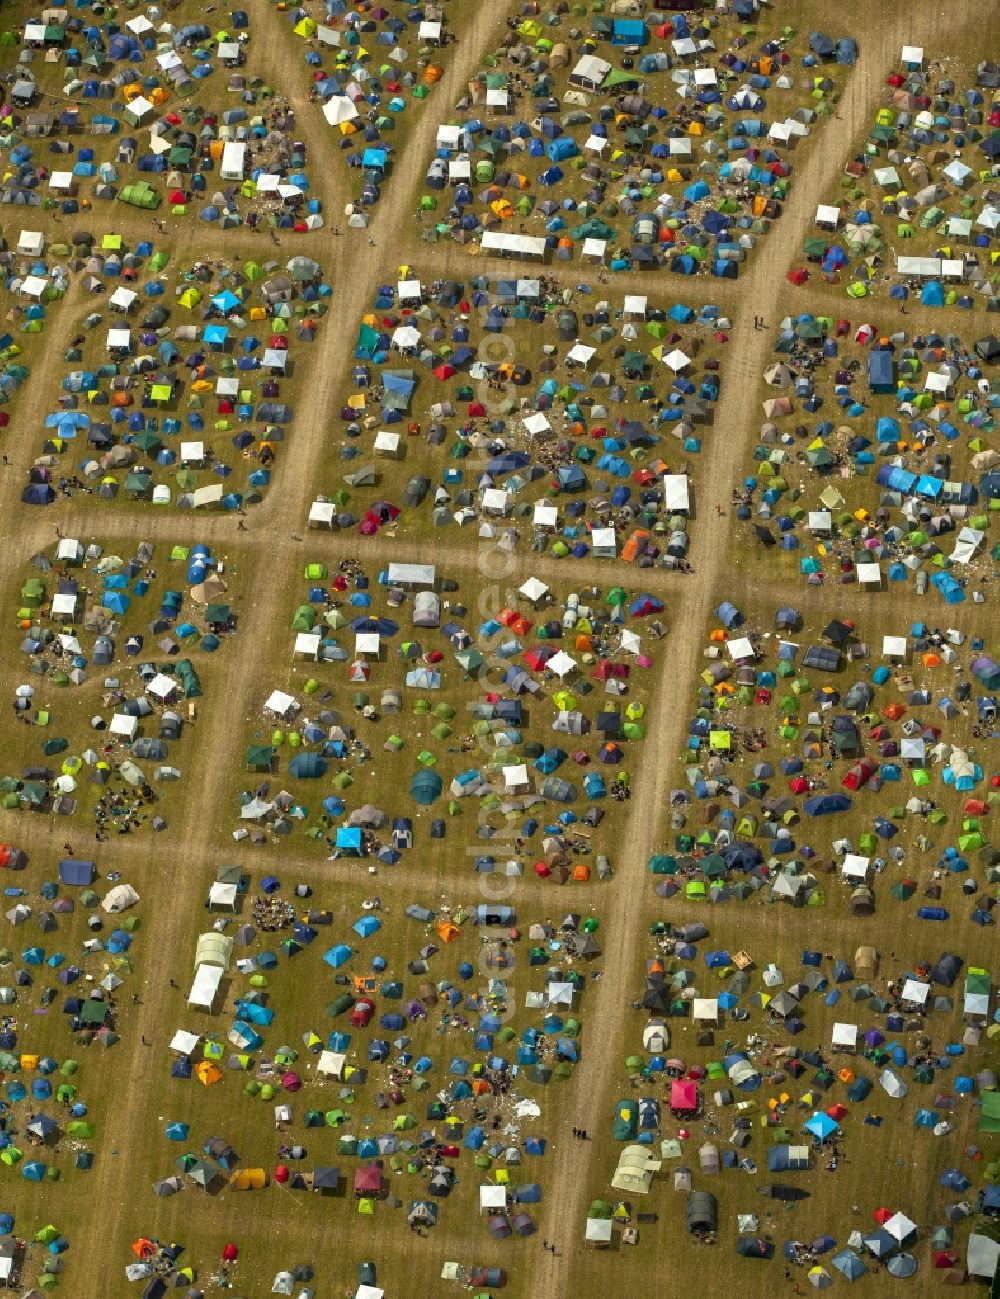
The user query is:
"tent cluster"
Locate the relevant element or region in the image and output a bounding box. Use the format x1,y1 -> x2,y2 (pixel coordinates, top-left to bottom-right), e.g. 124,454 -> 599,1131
803,46 -> 1000,305
171,873 -> 600,1234
418,11 -> 850,271
0,257 -> 69,410
289,0 -> 453,222
593,921 -> 997,1279
667,604 -> 1000,924
0,7 -> 325,230
3,539 -> 237,831
238,562 -> 660,869
310,271 -> 726,558
742,314 -> 999,593
126,1235 -> 266,1293
19,239 -> 329,508
0,858 -> 143,1211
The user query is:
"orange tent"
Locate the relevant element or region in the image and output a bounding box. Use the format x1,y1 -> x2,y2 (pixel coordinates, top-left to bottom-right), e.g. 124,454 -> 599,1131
195,1061 -> 223,1086
436,919 -> 460,944
132,1239 -> 156,1260
571,864 -> 590,882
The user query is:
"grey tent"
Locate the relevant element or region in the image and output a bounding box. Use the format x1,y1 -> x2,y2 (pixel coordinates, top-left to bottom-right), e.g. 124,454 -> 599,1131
802,646 -> 840,673
686,1191 -> 717,1234
930,953 -> 962,987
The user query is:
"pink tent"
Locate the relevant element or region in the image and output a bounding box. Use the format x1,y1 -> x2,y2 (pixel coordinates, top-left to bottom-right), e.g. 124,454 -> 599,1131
670,1079 -> 698,1112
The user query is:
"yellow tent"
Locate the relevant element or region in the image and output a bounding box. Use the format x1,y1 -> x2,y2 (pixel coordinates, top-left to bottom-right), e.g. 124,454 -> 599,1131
293,17 -> 317,37
228,1168 -> 266,1190
195,1061 -> 222,1086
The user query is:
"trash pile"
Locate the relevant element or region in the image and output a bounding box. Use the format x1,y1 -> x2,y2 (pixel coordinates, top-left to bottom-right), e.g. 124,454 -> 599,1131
417,12 -> 853,271
1,3 -> 324,231
4,539 -> 238,832
801,48 -> 999,306
740,315 -> 1000,593
235,561 -> 663,873
170,880 -> 601,1244
20,239 -> 330,509
309,269 -> 729,558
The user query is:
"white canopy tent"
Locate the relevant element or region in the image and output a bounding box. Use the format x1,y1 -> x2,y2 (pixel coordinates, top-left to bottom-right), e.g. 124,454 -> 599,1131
187,963 -> 223,1010
832,1022 -> 858,1051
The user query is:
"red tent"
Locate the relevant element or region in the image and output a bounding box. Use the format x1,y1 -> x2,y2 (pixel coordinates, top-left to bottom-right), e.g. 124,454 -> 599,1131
354,1166 -> 383,1196
841,760 -> 876,791
524,647 -> 553,672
